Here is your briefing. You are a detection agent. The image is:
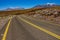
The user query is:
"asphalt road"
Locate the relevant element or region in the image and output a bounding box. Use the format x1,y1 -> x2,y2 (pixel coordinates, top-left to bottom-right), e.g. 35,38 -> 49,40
0,15 -> 60,40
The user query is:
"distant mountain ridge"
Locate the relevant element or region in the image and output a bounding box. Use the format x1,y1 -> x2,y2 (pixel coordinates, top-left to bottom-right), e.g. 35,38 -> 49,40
33,4 -> 60,8
5,7 -> 25,11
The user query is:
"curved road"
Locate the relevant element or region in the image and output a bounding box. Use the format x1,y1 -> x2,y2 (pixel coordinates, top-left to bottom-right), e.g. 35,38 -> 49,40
0,15 -> 60,40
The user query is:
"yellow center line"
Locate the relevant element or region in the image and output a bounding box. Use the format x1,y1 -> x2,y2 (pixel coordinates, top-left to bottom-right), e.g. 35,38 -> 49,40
19,17 -> 60,40
33,17 -> 60,27
2,17 -> 12,40
23,15 -> 60,27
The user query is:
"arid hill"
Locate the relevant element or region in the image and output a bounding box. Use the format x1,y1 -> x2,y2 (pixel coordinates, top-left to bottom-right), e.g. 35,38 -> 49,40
0,6 -> 60,17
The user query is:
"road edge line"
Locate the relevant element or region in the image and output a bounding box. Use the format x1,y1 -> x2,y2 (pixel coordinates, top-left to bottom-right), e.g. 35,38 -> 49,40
2,17 -> 12,40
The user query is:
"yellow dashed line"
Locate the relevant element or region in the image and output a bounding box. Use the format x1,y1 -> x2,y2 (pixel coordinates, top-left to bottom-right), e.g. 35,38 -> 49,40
19,17 -> 60,40
2,17 -> 12,40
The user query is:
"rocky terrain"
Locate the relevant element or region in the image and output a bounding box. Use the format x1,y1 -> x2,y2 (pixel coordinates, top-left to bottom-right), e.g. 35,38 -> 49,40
26,8 -> 60,24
